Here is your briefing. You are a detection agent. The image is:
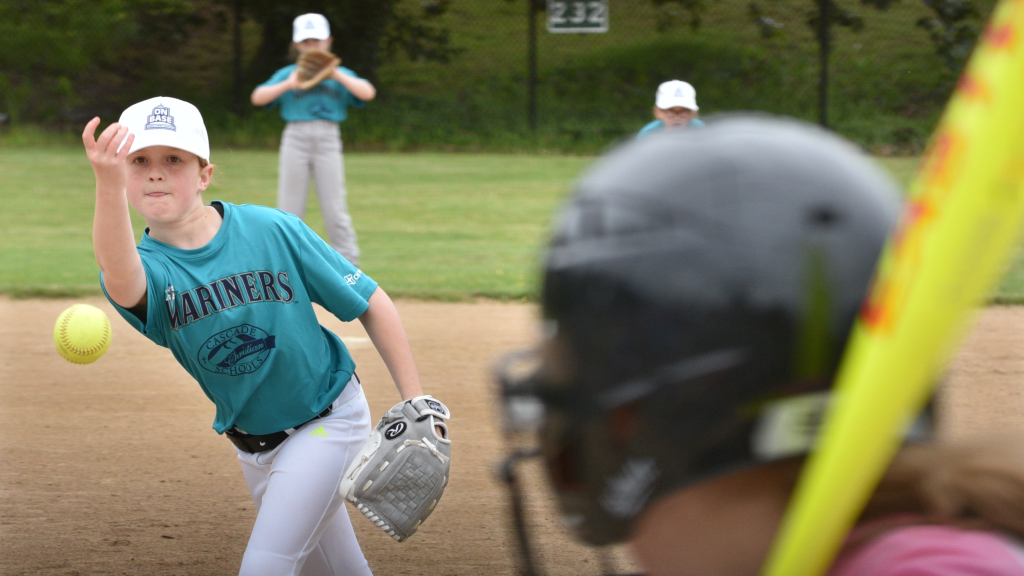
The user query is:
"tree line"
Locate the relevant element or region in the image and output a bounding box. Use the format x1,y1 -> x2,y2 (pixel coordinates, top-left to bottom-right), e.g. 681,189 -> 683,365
0,0 -> 984,129
0,0 -> 456,127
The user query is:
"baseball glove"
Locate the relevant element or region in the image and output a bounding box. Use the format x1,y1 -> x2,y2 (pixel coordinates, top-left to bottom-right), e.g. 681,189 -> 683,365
296,49 -> 341,90
340,395 -> 451,542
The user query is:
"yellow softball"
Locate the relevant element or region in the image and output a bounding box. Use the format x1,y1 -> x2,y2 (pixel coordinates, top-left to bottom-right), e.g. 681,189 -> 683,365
54,304 -> 112,364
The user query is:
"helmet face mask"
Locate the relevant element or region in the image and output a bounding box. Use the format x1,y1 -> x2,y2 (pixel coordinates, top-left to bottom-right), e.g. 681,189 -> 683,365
525,322 -> 801,545
496,115 -> 904,563
541,405 -> 637,544
537,368 -> 739,546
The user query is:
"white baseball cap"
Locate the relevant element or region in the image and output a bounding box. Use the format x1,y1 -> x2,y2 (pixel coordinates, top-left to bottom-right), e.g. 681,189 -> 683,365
655,80 -> 699,111
293,13 -> 330,43
118,97 -> 210,161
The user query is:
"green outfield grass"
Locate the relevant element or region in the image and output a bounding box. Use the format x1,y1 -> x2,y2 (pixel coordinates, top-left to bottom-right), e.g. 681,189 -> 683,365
3,149 -> 1022,302
0,148 -> 591,300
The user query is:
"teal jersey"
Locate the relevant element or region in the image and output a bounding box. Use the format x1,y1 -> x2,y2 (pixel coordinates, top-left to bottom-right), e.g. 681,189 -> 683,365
258,64 -> 367,123
637,118 -> 706,139
101,202 -> 378,435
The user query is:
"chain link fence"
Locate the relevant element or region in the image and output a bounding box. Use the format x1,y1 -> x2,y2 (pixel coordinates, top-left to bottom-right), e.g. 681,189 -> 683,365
0,0 -> 995,153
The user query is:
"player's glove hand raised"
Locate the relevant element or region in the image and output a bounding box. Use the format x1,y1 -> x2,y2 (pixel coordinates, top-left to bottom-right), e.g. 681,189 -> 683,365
296,49 -> 341,90
340,396 -> 451,542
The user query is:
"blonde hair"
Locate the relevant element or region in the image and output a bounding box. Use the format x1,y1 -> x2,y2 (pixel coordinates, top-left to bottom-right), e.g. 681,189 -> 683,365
858,436 -> 1024,541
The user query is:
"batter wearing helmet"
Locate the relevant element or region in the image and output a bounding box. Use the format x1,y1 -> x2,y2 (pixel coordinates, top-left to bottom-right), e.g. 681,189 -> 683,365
496,115 -> 1024,576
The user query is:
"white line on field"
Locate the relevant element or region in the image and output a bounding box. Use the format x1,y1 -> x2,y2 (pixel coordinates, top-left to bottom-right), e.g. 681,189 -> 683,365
342,336 -> 372,349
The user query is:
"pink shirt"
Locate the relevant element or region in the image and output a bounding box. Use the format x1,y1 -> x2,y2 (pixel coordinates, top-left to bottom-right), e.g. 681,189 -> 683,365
829,523 -> 1024,576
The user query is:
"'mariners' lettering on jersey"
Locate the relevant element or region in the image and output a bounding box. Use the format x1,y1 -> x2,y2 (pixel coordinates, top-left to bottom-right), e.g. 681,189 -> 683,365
166,270 -> 295,331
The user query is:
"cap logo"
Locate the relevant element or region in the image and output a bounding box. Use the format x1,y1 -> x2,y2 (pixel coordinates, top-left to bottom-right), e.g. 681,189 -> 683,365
305,20 -> 316,29
146,105 -> 176,132
674,88 -> 684,97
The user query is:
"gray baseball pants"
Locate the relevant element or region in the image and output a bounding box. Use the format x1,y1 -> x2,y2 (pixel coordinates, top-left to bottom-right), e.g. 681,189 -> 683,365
278,120 -> 360,265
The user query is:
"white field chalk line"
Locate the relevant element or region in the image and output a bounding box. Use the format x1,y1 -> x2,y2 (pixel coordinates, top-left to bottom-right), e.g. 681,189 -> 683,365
342,336 -> 372,349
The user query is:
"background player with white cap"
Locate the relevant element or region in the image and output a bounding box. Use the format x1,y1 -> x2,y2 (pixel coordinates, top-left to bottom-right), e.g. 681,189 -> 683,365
637,79 -> 704,139
251,13 -> 375,265
83,96 -> 443,575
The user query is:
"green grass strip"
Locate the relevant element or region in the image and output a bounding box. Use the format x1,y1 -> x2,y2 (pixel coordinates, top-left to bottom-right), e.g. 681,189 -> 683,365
0,148 -> 590,300
3,149 -> 1021,303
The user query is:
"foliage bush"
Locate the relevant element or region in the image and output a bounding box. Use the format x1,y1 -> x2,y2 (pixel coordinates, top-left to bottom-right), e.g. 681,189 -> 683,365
0,0 -> 993,154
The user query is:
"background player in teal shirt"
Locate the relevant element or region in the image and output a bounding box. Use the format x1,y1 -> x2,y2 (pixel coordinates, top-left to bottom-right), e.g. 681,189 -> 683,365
251,13 -> 374,266
83,96 -> 436,576
637,79 -> 706,139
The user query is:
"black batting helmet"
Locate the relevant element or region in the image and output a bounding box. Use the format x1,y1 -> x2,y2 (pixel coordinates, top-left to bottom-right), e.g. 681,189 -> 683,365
498,115 -> 903,546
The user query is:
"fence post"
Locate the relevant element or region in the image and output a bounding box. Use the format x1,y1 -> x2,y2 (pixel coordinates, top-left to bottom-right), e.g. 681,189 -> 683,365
233,0 -> 243,116
818,0 -> 830,128
528,0 -> 538,132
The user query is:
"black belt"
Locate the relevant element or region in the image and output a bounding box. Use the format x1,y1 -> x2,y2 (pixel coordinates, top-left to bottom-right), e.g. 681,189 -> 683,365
226,404 -> 333,454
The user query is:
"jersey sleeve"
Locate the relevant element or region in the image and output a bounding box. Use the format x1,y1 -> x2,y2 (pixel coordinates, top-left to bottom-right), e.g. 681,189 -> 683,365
292,219 -> 378,321
100,258 -> 171,348
829,525 -> 1024,576
256,66 -> 294,110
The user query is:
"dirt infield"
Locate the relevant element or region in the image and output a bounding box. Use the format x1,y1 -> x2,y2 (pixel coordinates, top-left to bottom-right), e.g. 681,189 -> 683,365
2,297 -> 1023,575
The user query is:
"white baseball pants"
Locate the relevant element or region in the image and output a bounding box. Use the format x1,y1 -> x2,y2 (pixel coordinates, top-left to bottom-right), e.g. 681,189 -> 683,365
236,376 -> 373,576
277,120 -> 360,265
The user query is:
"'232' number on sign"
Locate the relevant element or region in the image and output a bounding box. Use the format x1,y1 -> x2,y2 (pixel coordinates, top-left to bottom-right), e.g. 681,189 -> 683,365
549,1 -> 606,25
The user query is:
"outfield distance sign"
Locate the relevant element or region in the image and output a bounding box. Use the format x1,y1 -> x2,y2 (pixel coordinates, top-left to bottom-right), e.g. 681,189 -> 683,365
547,1 -> 608,33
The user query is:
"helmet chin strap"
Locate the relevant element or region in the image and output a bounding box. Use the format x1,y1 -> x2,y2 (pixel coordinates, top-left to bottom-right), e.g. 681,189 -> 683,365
497,447 -> 639,576
498,448 -> 542,576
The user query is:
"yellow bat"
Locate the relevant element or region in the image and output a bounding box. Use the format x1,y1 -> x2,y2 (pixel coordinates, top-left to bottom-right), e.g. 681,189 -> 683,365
762,2 -> 1024,575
